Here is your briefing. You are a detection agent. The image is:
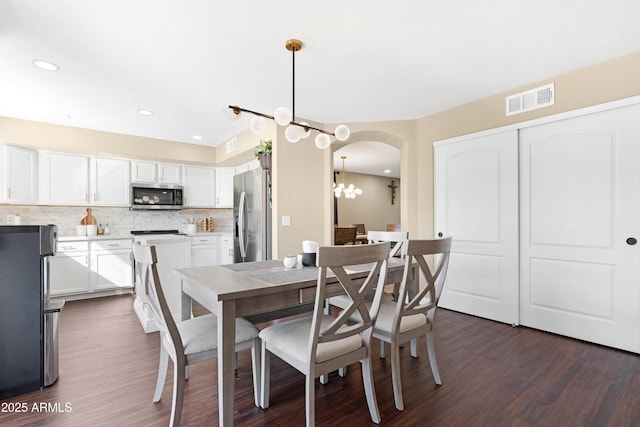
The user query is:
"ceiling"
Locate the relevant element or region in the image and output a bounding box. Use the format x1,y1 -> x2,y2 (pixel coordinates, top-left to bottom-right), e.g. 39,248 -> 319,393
1,0 -> 639,176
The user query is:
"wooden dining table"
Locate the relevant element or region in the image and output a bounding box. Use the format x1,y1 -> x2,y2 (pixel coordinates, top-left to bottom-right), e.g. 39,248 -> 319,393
175,257 -> 408,427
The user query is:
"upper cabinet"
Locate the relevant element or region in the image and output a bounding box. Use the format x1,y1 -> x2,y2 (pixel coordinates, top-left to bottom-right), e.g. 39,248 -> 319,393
131,160 -> 182,184
215,167 -> 234,208
182,165 -> 215,208
1,144 -> 38,204
39,151 -> 90,205
39,151 -> 130,206
90,157 -> 130,206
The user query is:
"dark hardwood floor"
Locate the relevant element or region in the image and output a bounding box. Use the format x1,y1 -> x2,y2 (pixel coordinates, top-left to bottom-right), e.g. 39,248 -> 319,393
2,294 -> 640,426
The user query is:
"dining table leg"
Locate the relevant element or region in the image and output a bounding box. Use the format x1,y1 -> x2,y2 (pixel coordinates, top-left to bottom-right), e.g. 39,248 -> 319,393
218,299 -> 237,427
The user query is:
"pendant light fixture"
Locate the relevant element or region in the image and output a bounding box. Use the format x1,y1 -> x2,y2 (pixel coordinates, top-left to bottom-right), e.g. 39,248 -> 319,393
227,39 -> 350,149
334,156 -> 362,198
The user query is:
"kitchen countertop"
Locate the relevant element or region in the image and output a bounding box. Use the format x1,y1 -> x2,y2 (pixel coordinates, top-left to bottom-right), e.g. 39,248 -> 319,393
58,231 -> 231,242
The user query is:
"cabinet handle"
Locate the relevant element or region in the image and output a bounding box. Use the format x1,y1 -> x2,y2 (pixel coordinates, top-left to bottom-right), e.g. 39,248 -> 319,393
94,192 -> 97,202
108,243 -> 120,247
61,245 -> 76,250
85,193 -> 88,202
7,188 -> 10,198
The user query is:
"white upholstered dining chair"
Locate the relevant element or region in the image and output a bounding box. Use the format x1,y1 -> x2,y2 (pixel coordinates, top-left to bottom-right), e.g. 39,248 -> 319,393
133,243 -> 261,427
259,242 -> 391,426
373,237 -> 452,411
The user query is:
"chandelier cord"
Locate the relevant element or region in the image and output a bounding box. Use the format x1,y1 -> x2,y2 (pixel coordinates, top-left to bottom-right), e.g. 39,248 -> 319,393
292,47 -> 296,122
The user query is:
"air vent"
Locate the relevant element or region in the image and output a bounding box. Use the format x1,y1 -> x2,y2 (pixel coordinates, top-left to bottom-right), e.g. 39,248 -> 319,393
226,137 -> 237,153
506,83 -> 554,116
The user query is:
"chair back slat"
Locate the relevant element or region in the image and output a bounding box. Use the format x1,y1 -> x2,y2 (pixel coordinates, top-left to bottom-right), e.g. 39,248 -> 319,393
309,243 -> 390,361
395,238 -> 452,329
368,230 -> 409,258
334,226 -> 358,245
133,243 -> 185,358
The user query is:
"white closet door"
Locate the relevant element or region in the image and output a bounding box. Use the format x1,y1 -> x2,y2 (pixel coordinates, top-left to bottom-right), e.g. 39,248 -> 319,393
520,104 -> 640,353
434,130 -> 519,325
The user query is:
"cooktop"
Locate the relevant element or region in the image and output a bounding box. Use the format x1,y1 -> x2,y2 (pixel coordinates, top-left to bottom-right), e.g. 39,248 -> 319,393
130,229 -> 181,235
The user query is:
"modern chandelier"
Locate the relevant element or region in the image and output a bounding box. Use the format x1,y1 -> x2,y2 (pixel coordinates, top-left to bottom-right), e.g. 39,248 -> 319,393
227,39 -> 350,150
334,156 -> 362,199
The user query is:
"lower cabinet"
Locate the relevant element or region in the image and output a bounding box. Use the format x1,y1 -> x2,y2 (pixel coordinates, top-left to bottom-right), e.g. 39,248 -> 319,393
190,235 -> 218,267
50,238 -> 134,298
219,234 -> 234,265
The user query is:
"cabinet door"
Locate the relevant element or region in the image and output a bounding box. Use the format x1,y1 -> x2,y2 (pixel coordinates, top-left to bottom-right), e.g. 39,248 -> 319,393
92,250 -> 134,290
91,157 -> 130,206
39,151 -> 89,205
218,234 -> 234,265
50,243 -> 91,295
215,168 -> 234,208
191,245 -> 218,267
183,165 -> 215,207
158,163 -> 182,184
2,145 -> 37,203
131,161 -> 157,183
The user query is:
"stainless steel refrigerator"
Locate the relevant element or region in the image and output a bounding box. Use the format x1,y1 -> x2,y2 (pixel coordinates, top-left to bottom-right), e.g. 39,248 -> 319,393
234,167 -> 272,262
0,225 -> 64,399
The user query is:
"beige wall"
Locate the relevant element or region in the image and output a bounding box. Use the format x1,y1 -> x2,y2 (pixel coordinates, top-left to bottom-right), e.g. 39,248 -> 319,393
0,117 -> 217,165
335,172 -> 401,232
2,51 -> 639,257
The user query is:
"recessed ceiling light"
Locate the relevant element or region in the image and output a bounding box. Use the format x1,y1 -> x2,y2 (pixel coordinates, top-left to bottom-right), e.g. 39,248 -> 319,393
137,109 -> 153,116
53,112 -> 70,119
33,59 -> 59,71
384,169 -> 391,174
192,135 -> 203,140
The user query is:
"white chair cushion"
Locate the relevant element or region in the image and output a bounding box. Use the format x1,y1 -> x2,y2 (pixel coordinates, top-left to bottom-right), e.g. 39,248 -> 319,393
259,315 -> 363,364
374,294 -> 427,335
178,313 -> 258,355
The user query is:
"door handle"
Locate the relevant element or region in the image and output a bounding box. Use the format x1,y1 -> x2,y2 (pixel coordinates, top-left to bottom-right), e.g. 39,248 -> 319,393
626,237 -> 637,246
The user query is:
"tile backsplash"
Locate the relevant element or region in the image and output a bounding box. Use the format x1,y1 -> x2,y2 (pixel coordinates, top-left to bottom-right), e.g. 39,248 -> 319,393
0,205 -> 233,237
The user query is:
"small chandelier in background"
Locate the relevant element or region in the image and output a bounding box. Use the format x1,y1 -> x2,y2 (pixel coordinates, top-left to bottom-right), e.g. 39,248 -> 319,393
334,156 -> 362,199
227,39 -> 350,150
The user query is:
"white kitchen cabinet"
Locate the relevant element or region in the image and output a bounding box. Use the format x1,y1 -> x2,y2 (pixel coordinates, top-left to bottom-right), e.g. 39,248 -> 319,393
1,144 -> 38,204
90,157 -> 130,206
131,160 -> 182,184
50,241 -> 91,296
219,233 -> 234,265
215,167 -> 234,208
182,165 -> 215,207
91,239 -> 134,291
190,235 -> 218,267
39,151 -> 89,205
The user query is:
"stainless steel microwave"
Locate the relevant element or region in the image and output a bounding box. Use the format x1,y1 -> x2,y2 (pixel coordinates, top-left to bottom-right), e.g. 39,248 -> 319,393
130,183 -> 183,210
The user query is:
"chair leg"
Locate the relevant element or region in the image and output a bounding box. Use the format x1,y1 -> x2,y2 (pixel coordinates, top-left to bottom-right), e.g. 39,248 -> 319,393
260,342 -> 270,409
426,332 -> 442,385
360,356 -> 381,424
153,345 -> 169,402
170,358 -> 185,427
410,338 -> 418,358
305,374 -> 315,427
390,342 -> 405,411
320,374 -> 328,385
338,366 -> 347,377
251,338 -> 261,407
379,340 -> 386,358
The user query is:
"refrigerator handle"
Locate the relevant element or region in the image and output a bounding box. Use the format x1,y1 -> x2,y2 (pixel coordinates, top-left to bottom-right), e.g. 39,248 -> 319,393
238,191 -> 248,258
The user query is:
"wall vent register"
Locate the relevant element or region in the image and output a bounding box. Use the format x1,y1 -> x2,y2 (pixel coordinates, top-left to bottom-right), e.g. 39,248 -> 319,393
506,83 -> 554,116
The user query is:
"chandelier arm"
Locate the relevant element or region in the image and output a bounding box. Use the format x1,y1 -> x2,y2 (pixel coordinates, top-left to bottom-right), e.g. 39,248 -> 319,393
228,105 -> 274,120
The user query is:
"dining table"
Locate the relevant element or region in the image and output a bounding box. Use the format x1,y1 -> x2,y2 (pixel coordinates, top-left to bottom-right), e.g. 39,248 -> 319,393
175,256 -> 409,427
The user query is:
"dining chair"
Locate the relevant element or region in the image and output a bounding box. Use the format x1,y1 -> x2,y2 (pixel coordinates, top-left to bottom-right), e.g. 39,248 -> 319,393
373,237 -> 452,411
386,224 -> 401,232
351,223 -> 368,244
133,243 -> 261,427
259,242 -> 391,426
334,225 -> 358,245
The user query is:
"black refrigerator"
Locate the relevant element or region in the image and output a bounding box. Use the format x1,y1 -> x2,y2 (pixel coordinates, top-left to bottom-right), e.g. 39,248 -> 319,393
0,225 -> 63,399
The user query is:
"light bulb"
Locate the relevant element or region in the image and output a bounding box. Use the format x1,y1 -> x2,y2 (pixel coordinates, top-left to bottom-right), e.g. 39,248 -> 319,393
355,189 -> 363,195
285,125 -> 302,142
334,125 -> 351,141
314,133 -> 331,149
348,184 -> 355,190
274,107 -> 292,126
249,116 -> 268,135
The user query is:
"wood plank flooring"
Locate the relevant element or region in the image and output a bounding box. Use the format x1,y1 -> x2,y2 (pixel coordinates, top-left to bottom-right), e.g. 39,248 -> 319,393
1,294 -> 640,426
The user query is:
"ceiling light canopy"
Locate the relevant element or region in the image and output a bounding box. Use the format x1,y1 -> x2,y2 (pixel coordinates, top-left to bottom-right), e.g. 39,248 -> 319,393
228,39 -> 350,150
334,156 -> 362,199
33,59 -> 59,71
